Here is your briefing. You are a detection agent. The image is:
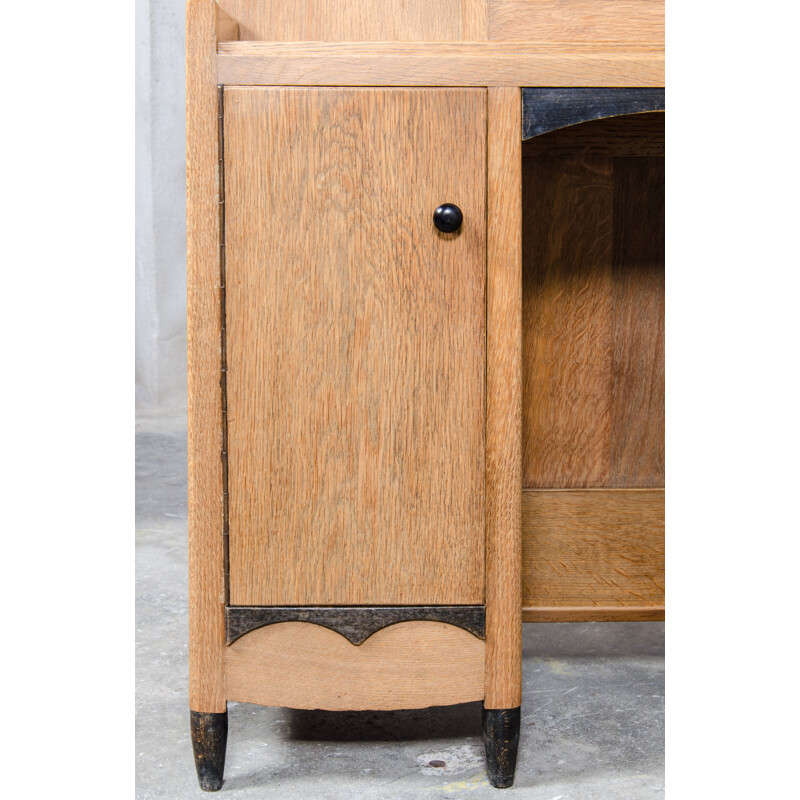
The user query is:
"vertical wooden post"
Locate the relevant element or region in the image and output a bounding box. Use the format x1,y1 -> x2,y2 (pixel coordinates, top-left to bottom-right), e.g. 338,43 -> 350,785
186,0 -> 226,715
485,86 -> 522,712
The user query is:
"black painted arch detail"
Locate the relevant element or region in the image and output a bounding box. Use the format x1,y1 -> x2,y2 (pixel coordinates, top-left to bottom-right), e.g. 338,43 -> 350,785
522,87 -> 665,140
225,605 -> 485,646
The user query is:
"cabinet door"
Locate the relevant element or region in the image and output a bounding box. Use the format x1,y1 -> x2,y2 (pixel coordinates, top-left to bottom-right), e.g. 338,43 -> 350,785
224,88 -> 486,606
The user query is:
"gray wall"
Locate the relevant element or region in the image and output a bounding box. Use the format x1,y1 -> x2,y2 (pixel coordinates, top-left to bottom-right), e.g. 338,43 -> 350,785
136,0 -> 187,417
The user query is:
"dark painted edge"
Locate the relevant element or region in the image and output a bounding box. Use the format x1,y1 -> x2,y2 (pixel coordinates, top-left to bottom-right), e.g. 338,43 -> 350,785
190,710 -> 228,792
482,705 -> 521,789
225,605 -> 486,645
217,85 -> 231,608
522,87 -> 665,140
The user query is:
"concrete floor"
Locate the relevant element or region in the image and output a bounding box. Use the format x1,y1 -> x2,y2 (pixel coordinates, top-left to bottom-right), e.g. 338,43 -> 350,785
136,422 -> 664,799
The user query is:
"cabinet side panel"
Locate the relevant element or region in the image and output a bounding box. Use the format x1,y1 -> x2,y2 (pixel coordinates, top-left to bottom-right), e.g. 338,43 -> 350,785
186,0 -> 225,713
225,88 -> 486,606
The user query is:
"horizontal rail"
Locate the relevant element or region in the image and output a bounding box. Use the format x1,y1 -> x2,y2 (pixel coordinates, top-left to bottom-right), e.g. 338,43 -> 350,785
216,42 -> 664,87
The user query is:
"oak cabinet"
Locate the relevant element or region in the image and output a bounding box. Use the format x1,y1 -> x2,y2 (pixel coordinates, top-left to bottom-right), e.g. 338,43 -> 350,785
187,0 -> 663,792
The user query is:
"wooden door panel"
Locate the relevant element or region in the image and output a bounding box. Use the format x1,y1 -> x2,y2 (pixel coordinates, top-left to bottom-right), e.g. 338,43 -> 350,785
224,88 -> 486,607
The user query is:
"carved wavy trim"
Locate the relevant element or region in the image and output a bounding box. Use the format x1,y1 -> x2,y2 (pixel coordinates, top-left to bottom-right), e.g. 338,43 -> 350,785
522,88 -> 665,140
226,605 -> 486,646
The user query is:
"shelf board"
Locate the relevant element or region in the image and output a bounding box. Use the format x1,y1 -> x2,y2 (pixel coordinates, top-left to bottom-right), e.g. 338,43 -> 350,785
216,41 -> 665,87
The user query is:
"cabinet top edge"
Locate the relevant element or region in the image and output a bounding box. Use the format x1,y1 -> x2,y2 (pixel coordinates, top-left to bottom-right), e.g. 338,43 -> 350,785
217,41 -> 665,55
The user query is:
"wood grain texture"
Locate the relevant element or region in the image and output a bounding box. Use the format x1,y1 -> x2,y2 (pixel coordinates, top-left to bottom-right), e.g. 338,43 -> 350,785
485,87 -> 522,710
523,156 -> 614,488
488,0 -> 664,44
214,0 -> 664,45
522,113 -> 664,158
224,88 -> 486,607
186,0 -> 226,713
523,606 -> 664,622
522,133 -> 664,488
217,0 -> 470,41
216,42 -> 665,88
215,5 -> 239,41
521,489 -> 664,610
225,621 -> 486,710
610,157 -> 665,485
461,0 -> 489,39
218,41 -> 662,54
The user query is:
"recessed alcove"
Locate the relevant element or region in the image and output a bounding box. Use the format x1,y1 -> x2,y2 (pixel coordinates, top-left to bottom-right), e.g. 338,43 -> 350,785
520,112 -> 665,620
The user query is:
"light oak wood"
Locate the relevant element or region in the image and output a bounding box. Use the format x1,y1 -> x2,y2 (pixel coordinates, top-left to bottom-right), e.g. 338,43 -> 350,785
522,149 -> 664,488
216,5 -> 239,41
485,87 -> 522,711
523,605 -> 664,622
216,42 -> 665,87
489,0 -> 664,44
217,0 -> 476,41
225,621 -> 485,710
186,0 -> 226,714
216,1 -> 663,45
218,41 -> 662,54
462,0 -> 489,40
521,489 -> 664,611
224,87 -> 487,607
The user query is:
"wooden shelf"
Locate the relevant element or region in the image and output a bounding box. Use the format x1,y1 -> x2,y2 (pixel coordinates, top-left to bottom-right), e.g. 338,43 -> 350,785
215,41 -> 664,87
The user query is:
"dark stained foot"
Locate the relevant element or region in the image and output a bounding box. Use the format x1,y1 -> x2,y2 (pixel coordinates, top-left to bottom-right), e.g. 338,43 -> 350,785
190,710 -> 228,791
482,705 -> 520,788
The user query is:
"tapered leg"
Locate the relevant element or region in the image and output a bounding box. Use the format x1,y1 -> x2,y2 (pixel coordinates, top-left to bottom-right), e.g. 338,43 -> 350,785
190,710 -> 228,791
485,85 -> 523,790
483,705 -> 520,788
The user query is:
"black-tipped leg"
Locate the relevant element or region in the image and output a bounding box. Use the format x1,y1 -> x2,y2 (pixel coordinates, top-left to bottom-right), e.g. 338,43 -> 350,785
482,705 -> 520,788
191,710 -> 228,791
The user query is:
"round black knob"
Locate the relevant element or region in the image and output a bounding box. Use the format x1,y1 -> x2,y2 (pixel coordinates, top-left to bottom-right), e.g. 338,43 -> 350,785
432,203 -> 463,233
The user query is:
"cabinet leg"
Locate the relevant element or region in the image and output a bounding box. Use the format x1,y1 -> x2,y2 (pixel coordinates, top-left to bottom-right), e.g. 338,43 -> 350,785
482,705 -> 520,788
190,709 -> 228,791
